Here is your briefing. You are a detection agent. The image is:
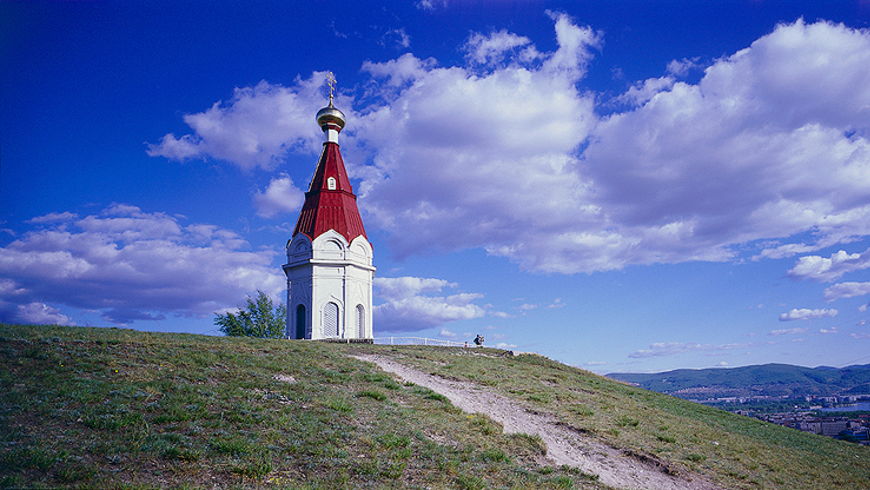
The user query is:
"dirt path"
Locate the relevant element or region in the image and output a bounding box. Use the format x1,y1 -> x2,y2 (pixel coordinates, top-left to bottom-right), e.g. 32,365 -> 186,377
354,355 -> 720,490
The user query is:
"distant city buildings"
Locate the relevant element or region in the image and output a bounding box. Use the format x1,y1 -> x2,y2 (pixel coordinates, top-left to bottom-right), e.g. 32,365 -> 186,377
701,394 -> 870,445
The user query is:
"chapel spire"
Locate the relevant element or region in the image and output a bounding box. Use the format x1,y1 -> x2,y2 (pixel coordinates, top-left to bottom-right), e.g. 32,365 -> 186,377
292,72 -> 367,243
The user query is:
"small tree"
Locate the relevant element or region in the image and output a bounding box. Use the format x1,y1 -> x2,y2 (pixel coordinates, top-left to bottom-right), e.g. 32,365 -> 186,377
215,290 -> 286,338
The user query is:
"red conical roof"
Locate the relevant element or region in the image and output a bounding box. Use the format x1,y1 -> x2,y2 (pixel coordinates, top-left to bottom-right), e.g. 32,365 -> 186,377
292,142 -> 367,243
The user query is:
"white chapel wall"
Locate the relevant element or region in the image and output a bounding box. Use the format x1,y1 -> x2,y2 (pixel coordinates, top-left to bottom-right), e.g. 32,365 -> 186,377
286,230 -> 374,340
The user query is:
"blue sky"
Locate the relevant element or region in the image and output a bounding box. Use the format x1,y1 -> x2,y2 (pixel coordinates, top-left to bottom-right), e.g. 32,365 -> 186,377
3,1 -> 870,373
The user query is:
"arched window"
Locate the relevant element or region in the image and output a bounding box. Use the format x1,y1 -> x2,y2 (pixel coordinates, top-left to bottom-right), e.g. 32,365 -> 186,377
356,304 -> 365,338
295,304 -> 306,339
327,177 -> 336,190
323,302 -> 339,338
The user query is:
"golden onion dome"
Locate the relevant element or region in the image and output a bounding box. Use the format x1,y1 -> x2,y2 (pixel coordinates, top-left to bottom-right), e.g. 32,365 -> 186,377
316,102 -> 346,130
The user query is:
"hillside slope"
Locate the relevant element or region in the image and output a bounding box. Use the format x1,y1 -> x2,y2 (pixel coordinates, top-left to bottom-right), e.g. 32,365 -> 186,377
1,324 -> 868,489
607,363 -> 870,398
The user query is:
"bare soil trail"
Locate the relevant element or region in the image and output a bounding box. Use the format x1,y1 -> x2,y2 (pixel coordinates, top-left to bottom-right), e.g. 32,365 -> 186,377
354,354 -> 721,490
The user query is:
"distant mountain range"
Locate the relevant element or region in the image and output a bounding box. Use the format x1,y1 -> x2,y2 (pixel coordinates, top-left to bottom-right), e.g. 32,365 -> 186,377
607,363 -> 870,400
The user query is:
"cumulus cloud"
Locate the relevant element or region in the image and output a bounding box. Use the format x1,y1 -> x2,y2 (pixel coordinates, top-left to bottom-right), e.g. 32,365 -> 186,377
15,302 -> 75,326
778,308 -> 838,321
361,17 -> 870,272
253,174 -> 305,218
666,57 -> 701,77
147,75 -> 340,170
27,212 -> 78,224
361,53 -> 438,87
824,281 -> 870,301
628,341 -> 747,358
819,327 -> 838,334
464,30 -> 536,66
373,276 -> 486,332
615,76 -> 675,106
149,17 -> 870,275
788,249 -> 870,282
0,205 -> 284,325
585,20 -> 870,271
358,14 -> 600,264
752,242 -> 819,260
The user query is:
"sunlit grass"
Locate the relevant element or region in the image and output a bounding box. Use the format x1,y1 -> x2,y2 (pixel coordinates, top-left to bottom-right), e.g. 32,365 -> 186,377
0,324 -> 604,488
346,344 -> 870,489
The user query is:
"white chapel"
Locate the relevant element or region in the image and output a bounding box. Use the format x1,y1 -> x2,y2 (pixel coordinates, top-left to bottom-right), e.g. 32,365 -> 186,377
283,85 -> 375,341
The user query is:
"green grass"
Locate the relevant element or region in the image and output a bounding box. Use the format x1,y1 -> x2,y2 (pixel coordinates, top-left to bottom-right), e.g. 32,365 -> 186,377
3,323 -> 869,489
0,324 -> 603,488
343,344 -> 870,489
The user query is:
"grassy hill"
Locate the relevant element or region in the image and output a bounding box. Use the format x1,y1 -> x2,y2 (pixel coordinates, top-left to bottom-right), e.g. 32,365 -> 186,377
607,363 -> 870,399
1,324 -> 868,489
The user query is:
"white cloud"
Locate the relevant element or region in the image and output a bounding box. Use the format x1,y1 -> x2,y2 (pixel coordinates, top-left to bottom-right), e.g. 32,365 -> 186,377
495,342 -> 517,349
149,18 -> 870,275
384,28 -> 411,49
666,57 -> 701,77
824,281 -> 870,301
769,327 -> 809,336
778,308 -> 838,322
16,302 -> 74,326
464,30 -> 535,66
583,20 -> 870,272
416,0 -> 446,11
753,242 -> 819,260
439,328 -> 457,338
373,276 -> 486,332
374,276 -> 455,299
542,11 -> 602,77
819,327 -> 838,334
788,249 -> 870,282
628,341 -> 747,358
517,303 -> 538,311
27,212 -> 78,224
147,75 -> 337,170
0,205 -> 284,324
361,53 -> 437,87
616,76 -> 675,106
253,174 -> 305,218
0,279 -> 26,296
361,18 -> 870,273
851,332 -> 870,339
358,17 -> 600,265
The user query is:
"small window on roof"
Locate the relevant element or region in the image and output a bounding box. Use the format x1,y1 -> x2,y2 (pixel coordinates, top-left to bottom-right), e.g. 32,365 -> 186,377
327,177 -> 336,190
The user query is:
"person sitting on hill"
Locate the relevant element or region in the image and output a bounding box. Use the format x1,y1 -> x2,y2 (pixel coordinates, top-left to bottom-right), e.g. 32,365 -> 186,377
473,334 -> 484,347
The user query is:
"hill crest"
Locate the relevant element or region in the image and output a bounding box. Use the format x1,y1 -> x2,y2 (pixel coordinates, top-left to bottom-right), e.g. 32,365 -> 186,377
1,323 -> 868,489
